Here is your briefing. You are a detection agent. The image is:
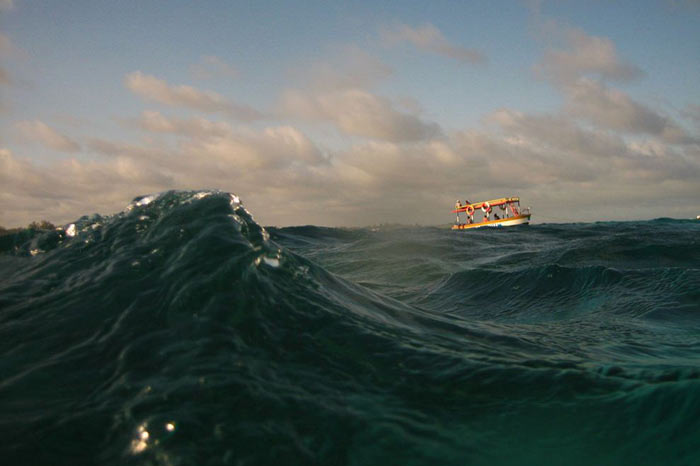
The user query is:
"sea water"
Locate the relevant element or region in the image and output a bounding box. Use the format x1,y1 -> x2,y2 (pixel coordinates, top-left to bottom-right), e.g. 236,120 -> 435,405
1,190 -> 698,465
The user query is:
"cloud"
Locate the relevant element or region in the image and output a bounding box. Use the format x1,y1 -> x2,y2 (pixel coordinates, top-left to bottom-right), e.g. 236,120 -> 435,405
307,118 -> 698,224
381,22 -> 486,64
299,46 -> 393,91
124,71 -> 263,120
486,108 -> 630,159
681,104 -> 700,128
125,111 -> 326,168
3,20 -> 699,228
103,119 -> 325,170
533,25 -> 696,144
0,147 -> 174,227
0,33 -> 12,55
0,66 -> 9,85
86,138 -> 169,161
128,110 -> 231,139
536,27 -> 643,85
0,34 -> 18,86
179,125 -> 326,170
0,119 -> 331,226
564,78 -> 697,143
487,108 -> 700,186
15,120 -> 81,152
190,55 -> 239,80
280,48 -> 437,143
3,104 -> 699,228
279,47 -> 435,142
282,88 -> 440,142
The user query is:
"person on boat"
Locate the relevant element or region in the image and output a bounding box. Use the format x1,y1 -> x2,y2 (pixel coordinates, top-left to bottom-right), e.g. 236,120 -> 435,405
455,200 -> 461,210
494,213 -> 500,220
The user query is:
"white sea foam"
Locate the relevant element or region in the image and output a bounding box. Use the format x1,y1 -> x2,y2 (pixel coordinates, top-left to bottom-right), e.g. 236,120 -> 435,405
65,223 -> 76,237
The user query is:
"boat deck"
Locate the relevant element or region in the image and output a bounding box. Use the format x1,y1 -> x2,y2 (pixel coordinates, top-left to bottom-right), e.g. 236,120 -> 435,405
452,213 -> 531,230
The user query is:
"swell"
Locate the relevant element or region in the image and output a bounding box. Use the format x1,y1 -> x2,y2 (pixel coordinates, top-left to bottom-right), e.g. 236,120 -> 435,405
0,191 -> 446,464
0,193 -> 698,465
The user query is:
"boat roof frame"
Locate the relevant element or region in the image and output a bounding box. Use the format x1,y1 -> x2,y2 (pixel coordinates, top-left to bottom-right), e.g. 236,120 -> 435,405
453,197 -> 520,213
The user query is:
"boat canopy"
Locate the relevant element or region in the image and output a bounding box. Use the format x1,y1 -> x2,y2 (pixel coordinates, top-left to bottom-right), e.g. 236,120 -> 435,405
452,197 -> 520,213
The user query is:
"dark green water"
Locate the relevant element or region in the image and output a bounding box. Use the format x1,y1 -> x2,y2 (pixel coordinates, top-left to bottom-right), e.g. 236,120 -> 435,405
1,190 -> 699,465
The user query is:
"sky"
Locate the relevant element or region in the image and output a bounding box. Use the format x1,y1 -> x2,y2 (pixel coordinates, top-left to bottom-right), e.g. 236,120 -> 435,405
1,0 -> 699,227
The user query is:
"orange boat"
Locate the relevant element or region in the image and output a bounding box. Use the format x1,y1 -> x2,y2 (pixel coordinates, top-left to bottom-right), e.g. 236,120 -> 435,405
452,197 -> 531,230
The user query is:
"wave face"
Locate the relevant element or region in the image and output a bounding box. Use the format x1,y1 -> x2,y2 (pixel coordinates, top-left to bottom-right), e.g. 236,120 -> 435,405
1,191 -> 699,465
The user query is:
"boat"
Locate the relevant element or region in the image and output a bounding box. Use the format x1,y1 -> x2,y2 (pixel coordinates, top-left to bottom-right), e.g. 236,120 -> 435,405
452,197 -> 531,230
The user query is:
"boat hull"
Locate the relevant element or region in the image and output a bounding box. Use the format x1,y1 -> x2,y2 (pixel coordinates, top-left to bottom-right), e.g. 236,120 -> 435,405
452,214 -> 531,230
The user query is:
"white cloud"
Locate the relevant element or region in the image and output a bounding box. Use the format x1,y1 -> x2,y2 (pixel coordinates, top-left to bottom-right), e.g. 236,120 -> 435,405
0,33 -> 19,87
282,88 -> 440,142
129,110 -> 231,139
124,71 -> 262,120
681,104 -> 700,129
3,21 -> 699,228
15,120 -> 80,152
486,108 -> 630,160
190,55 -> 239,80
564,78 -> 697,143
280,48 -> 437,143
381,22 -> 486,64
486,108 -> 699,181
178,125 -> 326,170
0,147 -> 174,227
0,32 -> 12,55
3,105 -> 699,228
125,111 -> 326,169
536,27 -> 642,84
0,66 -> 9,85
533,25 -> 697,144
299,46 -> 393,91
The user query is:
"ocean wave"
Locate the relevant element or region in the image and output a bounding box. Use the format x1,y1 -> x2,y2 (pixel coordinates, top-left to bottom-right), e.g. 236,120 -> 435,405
1,190 -> 699,465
